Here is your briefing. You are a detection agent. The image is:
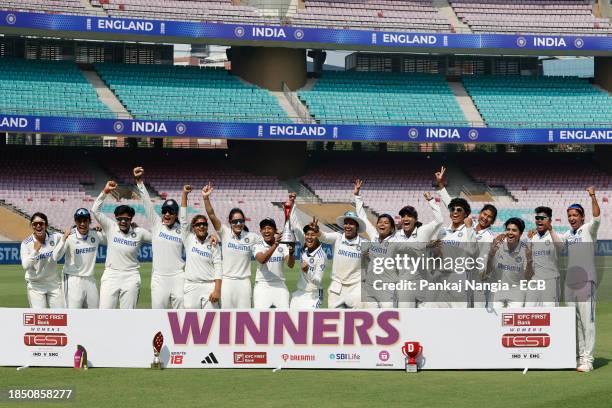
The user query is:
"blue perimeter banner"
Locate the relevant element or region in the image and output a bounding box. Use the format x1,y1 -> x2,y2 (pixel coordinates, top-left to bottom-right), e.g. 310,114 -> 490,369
0,11 -> 610,52
1,114 -> 612,144
0,242 -> 332,265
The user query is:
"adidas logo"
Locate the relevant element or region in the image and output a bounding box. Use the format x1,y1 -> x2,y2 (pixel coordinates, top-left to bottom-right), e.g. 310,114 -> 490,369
201,352 -> 219,365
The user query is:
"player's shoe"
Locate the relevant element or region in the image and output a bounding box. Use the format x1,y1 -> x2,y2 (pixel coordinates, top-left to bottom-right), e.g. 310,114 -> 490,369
576,363 -> 593,372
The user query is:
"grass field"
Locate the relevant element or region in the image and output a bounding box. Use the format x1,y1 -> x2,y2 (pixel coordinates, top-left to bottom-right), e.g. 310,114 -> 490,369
1,262 -> 612,408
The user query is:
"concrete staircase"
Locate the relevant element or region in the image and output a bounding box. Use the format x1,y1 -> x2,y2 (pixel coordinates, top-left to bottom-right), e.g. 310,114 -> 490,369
447,80 -> 485,127
279,179 -> 322,203
271,92 -> 302,124
433,0 -> 471,33
79,66 -> 132,119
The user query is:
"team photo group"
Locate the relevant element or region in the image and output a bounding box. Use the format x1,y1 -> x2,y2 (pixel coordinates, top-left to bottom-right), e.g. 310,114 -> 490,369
20,166 -> 601,371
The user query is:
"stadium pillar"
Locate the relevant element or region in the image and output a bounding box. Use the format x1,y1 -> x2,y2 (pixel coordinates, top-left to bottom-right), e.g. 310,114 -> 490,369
227,46 -> 307,91
227,139 -> 306,178
594,57 -> 612,93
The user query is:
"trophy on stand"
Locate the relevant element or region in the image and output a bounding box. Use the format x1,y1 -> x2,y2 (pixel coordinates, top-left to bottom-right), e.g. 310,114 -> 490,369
401,341 -> 423,373
280,199 -> 296,244
73,345 -> 88,370
151,331 -> 164,370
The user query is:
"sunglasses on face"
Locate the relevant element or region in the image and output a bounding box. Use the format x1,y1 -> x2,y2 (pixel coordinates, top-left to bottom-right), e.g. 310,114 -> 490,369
535,216 -> 549,221
31,221 -> 46,227
450,207 -> 465,214
193,222 -> 208,228
116,217 -> 131,223
230,219 -> 245,225
162,209 -> 176,215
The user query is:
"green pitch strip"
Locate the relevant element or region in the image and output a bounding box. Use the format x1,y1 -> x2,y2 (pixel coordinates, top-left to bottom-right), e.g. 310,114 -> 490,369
0,263 -> 611,408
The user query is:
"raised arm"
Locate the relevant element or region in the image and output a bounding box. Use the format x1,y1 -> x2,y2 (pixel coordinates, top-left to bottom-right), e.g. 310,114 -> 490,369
20,240 -> 38,271
587,186 -> 601,219
133,167 -> 160,226
353,179 -> 377,241
435,166 -> 452,208
52,228 -> 72,262
255,234 -> 280,264
288,192 -> 305,243
202,183 -> 222,232
92,181 -> 117,232
180,185 -> 192,240
418,192 -> 443,241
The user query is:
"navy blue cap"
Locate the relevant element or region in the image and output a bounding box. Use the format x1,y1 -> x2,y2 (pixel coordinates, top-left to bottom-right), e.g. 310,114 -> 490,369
259,218 -> 277,229
161,199 -> 179,214
74,208 -> 91,220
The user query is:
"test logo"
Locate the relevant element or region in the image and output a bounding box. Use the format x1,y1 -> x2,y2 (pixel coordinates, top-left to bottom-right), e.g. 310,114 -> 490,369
502,334 -> 550,348
24,333 -> 68,347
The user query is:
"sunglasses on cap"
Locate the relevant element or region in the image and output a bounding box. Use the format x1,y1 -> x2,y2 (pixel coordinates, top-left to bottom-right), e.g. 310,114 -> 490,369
116,216 -> 131,223
450,207 -> 465,213
31,221 -> 46,227
193,222 -> 208,228
535,215 -> 549,221
230,219 -> 245,225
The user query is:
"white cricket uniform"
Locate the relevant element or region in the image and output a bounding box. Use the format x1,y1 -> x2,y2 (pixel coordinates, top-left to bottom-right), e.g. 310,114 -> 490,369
252,242 -> 291,309
526,230 -> 561,307
392,198 -> 444,308
290,208 -> 365,308
217,224 -> 261,309
21,232 -> 65,309
291,245 -> 326,309
52,229 -> 105,309
562,216 -> 600,367
92,192 -> 152,309
430,223 -> 478,308
489,241 -> 529,308
182,231 -> 222,310
473,227 -> 495,308
137,182 -> 186,309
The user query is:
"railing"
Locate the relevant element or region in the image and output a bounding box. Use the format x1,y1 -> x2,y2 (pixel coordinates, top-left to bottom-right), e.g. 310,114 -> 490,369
281,82 -> 315,124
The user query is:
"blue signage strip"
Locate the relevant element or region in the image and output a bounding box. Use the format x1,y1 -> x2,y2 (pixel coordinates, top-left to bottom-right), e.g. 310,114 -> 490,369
0,114 -> 611,144
0,11 -> 610,52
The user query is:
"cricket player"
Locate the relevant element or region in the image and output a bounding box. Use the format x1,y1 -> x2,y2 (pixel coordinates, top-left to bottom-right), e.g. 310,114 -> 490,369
252,218 -> 295,308
134,167 -> 186,309
525,206 -> 562,307
436,166 -> 496,308
562,187 -> 600,372
52,208 -> 105,308
483,218 -> 533,309
20,212 -> 65,308
430,196 -> 478,308
202,183 -> 262,308
290,188 -> 368,309
290,221 -> 327,309
93,180 -> 152,309
180,185 -> 222,309
353,179 -> 397,308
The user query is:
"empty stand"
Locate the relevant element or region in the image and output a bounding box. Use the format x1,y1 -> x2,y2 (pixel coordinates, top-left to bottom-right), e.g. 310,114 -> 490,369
462,75 -> 612,127
0,58 -> 115,118
298,71 -> 467,126
94,63 -> 290,123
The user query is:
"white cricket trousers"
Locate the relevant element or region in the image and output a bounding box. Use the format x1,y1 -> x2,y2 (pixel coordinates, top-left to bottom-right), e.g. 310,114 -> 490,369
220,277 -> 251,309
184,281 -> 219,309
151,273 -> 185,309
26,279 -> 64,309
63,274 -> 99,309
99,272 -> 141,309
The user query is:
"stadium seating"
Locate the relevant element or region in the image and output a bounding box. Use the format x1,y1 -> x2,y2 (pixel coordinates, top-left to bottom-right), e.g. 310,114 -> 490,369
298,71 -> 467,126
450,0 -> 612,35
290,0 -> 452,32
462,75 -> 612,128
94,63 -> 289,123
0,0 -> 96,15
90,0 -> 275,24
0,58 -> 115,118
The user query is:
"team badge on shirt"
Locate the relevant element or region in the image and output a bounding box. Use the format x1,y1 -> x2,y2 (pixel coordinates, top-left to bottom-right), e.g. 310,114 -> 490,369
245,237 -> 250,243
207,244 -> 212,250
458,232 -> 463,238
515,256 -> 522,263
131,232 -> 137,238
309,257 -> 315,264
278,246 -> 283,253
50,241 -> 55,247
91,237 -> 96,243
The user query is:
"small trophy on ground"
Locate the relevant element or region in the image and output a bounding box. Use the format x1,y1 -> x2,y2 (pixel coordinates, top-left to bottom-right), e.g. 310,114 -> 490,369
280,198 -> 296,244
73,345 -> 88,370
151,331 -> 164,370
402,341 -> 423,373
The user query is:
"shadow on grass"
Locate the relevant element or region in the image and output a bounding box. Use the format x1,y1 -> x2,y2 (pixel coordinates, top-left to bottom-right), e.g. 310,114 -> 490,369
594,357 -> 609,370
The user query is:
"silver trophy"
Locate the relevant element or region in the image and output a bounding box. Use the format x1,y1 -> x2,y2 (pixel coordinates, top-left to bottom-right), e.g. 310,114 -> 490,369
280,200 -> 297,244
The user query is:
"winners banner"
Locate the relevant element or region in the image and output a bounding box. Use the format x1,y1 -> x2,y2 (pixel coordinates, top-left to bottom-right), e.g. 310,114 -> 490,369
0,308 -> 575,370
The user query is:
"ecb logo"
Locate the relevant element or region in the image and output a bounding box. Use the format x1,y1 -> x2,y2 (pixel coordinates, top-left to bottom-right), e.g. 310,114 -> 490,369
408,128 -> 419,139
176,123 -> 187,135
113,121 -> 124,132
468,129 -> 479,140
6,13 -> 16,24
516,37 -> 527,47
294,29 -> 304,40
574,38 -> 584,49
234,27 -> 245,38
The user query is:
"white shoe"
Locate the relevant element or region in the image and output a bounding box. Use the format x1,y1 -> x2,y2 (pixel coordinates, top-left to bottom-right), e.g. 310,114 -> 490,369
577,363 -> 593,372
